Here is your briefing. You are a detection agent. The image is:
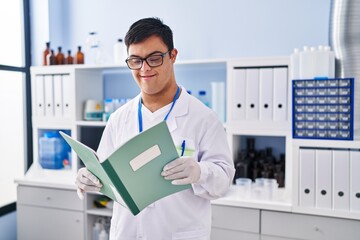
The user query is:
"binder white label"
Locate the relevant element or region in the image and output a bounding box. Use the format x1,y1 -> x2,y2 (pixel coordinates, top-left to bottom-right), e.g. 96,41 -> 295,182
350,151 -> 360,211
245,68 -> 260,120
53,75 -> 63,117
333,150 -> 350,210
34,75 -> 45,117
129,145 -> 161,171
273,68 -> 288,121
259,68 -> 273,121
315,149 -> 332,209
299,148 -> 315,207
232,69 -> 246,120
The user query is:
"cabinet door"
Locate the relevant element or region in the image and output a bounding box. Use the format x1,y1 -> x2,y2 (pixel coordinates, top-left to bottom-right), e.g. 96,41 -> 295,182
212,204 -> 260,233
17,205 -> 84,240
261,210 -> 360,240
211,228 -> 260,240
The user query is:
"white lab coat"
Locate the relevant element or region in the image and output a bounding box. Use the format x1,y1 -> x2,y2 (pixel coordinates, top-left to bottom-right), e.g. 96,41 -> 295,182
96,86 -> 235,240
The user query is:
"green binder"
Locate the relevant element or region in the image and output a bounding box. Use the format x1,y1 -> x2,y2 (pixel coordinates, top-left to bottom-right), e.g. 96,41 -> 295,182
60,121 -> 190,215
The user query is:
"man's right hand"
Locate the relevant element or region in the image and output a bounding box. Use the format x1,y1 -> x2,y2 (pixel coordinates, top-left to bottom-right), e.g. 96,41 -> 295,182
75,167 -> 103,200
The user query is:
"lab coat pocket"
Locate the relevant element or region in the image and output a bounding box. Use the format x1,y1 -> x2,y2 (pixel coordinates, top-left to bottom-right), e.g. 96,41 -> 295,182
172,228 -> 208,240
173,137 -> 197,158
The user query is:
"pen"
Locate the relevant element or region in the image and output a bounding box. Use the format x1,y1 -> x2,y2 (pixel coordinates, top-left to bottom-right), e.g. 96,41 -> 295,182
181,140 -> 186,157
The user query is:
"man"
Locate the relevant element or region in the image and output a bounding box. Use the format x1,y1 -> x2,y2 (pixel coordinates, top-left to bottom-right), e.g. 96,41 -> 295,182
76,17 -> 235,240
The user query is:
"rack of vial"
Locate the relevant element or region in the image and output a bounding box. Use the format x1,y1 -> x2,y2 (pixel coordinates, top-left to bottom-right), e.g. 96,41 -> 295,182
292,78 -> 354,140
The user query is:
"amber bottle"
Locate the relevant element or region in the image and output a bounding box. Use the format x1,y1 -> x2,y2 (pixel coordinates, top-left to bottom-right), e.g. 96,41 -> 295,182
76,46 -> 84,64
55,46 -> 65,65
43,42 -> 50,65
46,49 -> 56,65
65,50 -> 74,64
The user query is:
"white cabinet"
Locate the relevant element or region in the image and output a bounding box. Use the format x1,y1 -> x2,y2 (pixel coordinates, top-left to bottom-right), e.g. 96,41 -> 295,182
261,210 -> 360,240
17,185 -> 85,240
24,61 -> 227,240
211,204 -> 260,240
226,56 -> 292,202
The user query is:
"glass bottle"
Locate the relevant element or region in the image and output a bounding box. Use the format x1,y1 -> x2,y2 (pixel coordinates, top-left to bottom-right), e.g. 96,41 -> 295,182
243,138 -> 256,179
55,46 -> 65,65
65,50 -> 74,64
43,42 -> 50,66
76,46 -> 84,64
46,49 -> 56,65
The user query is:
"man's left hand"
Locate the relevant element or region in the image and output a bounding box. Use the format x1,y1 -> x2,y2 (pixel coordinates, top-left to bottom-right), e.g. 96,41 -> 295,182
161,157 -> 200,185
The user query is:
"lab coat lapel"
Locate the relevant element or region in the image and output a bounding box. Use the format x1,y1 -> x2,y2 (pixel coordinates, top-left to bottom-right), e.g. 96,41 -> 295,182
167,88 -> 189,133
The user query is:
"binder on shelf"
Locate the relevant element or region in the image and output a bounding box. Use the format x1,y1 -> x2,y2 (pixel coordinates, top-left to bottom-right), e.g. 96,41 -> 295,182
34,75 -> 45,117
333,150 -> 350,211
350,150 -> 360,212
44,75 -> 54,117
60,121 -> 190,216
232,69 -> 246,121
315,149 -> 332,209
299,148 -> 315,208
61,74 -> 72,118
259,68 -> 273,121
245,68 -> 259,120
53,75 -> 63,117
273,67 -> 288,121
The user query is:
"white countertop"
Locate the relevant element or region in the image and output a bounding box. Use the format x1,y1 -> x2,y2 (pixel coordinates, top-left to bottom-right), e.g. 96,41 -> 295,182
17,165 -> 292,212
211,185 -> 292,212
15,164 -> 77,190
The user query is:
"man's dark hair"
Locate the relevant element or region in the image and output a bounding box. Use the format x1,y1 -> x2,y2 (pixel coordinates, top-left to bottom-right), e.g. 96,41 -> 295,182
124,17 -> 174,52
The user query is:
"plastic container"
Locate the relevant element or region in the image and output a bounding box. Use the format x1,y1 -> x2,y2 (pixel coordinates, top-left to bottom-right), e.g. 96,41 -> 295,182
98,229 -> 108,240
113,38 -> 127,65
198,90 -> 209,107
235,178 -> 252,199
38,131 -> 69,169
290,48 -> 300,80
92,222 -> 102,240
211,82 -> 225,122
299,46 -> 316,79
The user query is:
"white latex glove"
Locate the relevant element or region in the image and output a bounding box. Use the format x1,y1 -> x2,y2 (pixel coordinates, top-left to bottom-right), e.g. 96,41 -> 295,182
75,167 -> 103,199
161,157 -> 201,185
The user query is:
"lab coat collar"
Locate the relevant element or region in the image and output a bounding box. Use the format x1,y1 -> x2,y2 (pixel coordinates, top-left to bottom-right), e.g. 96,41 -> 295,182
123,86 -> 190,133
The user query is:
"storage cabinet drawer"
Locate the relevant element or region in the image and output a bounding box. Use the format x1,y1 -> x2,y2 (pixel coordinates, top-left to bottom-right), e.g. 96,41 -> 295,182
212,204 -> 260,233
17,185 -> 84,211
17,205 -> 84,240
261,210 -> 360,240
211,228 -> 260,240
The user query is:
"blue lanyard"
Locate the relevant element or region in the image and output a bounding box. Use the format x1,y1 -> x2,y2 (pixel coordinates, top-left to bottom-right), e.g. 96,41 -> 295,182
138,86 -> 180,133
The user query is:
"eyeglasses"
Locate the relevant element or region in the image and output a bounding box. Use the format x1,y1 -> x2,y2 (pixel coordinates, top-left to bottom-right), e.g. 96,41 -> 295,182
125,50 -> 171,70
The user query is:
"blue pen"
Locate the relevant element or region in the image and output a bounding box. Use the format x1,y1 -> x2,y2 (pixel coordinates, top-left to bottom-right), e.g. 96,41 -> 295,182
181,140 -> 186,157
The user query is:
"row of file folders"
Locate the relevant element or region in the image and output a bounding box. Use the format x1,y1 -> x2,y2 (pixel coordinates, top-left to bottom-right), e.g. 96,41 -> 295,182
299,148 -> 360,212
33,74 -> 73,118
230,67 -> 288,121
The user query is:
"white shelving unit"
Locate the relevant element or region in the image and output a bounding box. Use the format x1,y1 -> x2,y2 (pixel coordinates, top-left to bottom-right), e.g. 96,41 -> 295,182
16,57 -> 360,240
17,59 -> 228,240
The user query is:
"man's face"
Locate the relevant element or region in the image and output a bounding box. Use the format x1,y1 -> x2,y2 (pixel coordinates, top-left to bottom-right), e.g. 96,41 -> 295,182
127,35 -> 177,96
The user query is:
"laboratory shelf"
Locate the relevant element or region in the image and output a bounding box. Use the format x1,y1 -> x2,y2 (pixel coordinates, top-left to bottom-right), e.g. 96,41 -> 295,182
211,185 -> 292,212
76,120 -> 107,127
86,208 -> 113,217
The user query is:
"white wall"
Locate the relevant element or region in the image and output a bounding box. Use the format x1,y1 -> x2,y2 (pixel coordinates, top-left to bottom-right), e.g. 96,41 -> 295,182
31,0 -> 331,65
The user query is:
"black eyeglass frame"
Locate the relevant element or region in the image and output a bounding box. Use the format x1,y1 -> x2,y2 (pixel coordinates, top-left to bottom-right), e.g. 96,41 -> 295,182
125,50 -> 172,70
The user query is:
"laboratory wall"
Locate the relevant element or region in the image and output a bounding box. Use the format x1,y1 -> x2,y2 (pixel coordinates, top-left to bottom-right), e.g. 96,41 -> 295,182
1,1 -> 331,239
31,0 -> 331,65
